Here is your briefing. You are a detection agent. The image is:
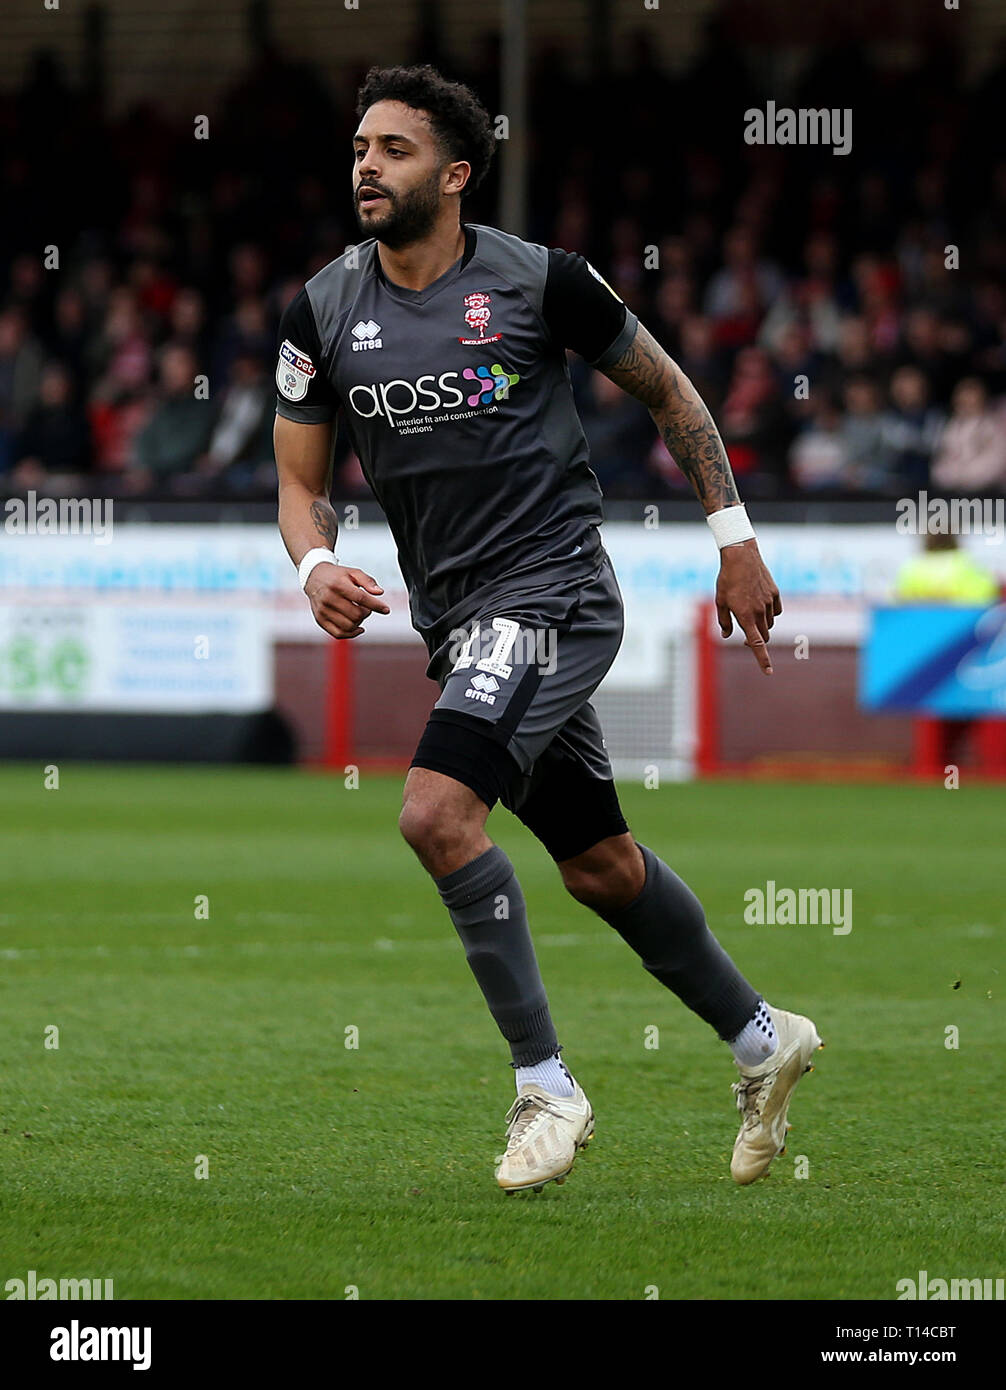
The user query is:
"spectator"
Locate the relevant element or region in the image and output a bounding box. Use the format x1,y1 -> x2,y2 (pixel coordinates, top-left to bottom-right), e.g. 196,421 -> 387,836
704,226 -> 784,323
769,320 -> 821,398
197,350 -> 275,492
86,307 -> 156,476
87,289 -> 153,397
897,307 -> 956,405
77,257 -> 115,335
711,270 -> 763,350
228,243 -> 269,303
719,346 -> 792,490
167,288 -> 209,360
675,315 -> 729,415
211,295 -> 272,384
0,306 -> 44,431
880,366 -> 945,491
48,286 -> 91,384
650,274 -> 695,354
88,386 -> 154,477
128,255 -> 178,326
582,371 -> 657,497
840,377 -> 897,492
912,243 -> 966,319
850,253 -> 901,356
759,232 -> 844,356
931,378 -> 1006,494
132,344 -> 214,487
7,255 -> 49,347
14,361 -> 91,482
938,318 -> 977,393
821,315 -> 881,401
789,393 -> 848,491
971,279 -> 1006,384
609,217 -> 646,299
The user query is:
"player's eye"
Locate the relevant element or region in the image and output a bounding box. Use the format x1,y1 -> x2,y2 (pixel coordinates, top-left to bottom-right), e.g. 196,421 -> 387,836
387,148 -> 405,157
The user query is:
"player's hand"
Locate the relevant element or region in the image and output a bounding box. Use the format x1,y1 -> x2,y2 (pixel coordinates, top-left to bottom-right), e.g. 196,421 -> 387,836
715,540 -> 782,675
305,564 -> 391,640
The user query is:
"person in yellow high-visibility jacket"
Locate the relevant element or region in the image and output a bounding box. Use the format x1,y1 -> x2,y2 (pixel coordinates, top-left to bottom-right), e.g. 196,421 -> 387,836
894,531 -> 1003,775
895,531 -> 1000,605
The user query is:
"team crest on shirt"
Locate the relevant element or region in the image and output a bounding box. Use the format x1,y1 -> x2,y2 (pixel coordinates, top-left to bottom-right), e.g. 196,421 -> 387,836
458,291 -> 502,346
276,339 -> 317,402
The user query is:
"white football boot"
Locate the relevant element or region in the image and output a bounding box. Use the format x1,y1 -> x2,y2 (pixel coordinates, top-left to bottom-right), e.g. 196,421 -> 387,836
730,1005 -> 824,1185
495,1082 -> 594,1194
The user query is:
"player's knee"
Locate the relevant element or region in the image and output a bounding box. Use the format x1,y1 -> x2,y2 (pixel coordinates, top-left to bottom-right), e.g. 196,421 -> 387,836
398,794 -> 476,871
560,863 -> 607,909
560,838 -> 644,913
562,867 -> 635,913
398,796 -> 442,856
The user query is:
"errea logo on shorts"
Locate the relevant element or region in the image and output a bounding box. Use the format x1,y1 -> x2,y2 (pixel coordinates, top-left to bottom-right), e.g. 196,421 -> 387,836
465,671 -> 501,705
351,319 -> 383,351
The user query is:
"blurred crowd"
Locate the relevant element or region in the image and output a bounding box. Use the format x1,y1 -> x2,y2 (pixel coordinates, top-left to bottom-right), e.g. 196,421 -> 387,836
1,22 -> 1005,503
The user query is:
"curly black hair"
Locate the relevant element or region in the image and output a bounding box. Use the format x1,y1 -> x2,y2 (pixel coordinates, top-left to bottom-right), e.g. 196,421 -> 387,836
355,65 -> 496,198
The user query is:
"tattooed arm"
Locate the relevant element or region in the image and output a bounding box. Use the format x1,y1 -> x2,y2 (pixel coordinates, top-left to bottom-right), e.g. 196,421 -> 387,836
274,413 -> 389,640
601,320 -> 782,673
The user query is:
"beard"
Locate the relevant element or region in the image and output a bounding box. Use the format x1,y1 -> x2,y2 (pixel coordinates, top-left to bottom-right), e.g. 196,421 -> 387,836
354,169 -> 443,249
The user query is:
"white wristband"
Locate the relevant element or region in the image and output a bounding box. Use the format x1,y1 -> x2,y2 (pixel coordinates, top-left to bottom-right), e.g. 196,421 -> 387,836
707,504 -> 756,550
298,547 -> 341,591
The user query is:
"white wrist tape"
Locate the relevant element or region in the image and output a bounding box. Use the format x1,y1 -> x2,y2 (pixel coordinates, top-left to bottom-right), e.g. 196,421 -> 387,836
707,504 -> 756,550
298,547 -> 341,591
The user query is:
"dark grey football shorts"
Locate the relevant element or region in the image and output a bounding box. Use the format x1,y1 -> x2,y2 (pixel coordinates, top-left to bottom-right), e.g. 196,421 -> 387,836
411,553 -> 630,858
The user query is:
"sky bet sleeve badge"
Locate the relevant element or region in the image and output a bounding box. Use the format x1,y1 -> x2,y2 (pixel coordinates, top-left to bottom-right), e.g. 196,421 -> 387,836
276,339 -> 317,401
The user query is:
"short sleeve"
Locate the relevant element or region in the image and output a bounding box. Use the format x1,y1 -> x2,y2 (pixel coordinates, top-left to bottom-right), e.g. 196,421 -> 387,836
541,249 -> 639,367
275,287 -> 339,423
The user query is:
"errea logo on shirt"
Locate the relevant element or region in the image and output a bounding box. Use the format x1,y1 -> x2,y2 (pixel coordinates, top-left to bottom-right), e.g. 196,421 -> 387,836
351,320 -> 383,351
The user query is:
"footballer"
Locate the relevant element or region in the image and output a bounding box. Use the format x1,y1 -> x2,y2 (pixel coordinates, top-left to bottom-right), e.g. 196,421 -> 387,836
274,65 -> 822,1194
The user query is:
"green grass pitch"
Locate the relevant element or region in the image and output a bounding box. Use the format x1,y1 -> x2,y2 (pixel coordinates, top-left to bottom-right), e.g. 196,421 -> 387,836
1,764 -> 1002,1300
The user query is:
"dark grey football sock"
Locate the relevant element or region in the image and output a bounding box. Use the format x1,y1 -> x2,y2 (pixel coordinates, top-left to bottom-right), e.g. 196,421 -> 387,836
435,845 -> 559,1067
601,844 -> 760,1040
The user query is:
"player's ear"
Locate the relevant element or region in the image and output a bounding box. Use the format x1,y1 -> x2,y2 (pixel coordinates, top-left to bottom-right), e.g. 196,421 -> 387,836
444,160 -> 471,197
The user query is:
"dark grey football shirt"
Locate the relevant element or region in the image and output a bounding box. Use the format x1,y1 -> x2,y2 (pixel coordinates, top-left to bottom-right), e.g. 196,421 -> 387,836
275,223 -> 638,662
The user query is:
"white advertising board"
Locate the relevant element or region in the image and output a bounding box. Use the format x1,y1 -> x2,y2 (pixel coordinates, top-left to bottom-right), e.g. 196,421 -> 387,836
0,601 -> 271,712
